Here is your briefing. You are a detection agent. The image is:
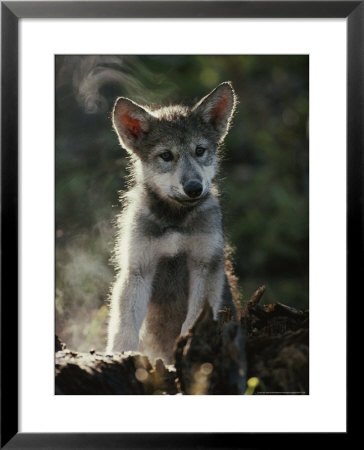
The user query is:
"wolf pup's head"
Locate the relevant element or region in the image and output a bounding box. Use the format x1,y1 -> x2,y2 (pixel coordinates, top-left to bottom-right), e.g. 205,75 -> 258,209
112,82 -> 236,206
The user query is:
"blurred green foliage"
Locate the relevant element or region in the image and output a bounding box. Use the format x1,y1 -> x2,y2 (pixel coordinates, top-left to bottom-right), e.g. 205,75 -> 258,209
56,55 -> 308,351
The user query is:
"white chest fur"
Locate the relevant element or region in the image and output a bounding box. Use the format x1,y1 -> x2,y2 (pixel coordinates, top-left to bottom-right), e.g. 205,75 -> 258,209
151,229 -> 222,263
157,231 -> 184,257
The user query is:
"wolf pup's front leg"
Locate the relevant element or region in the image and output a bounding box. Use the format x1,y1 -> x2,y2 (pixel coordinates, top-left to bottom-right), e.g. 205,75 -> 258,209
181,234 -> 225,335
107,265 -> 154,353
107,219 -> 157,353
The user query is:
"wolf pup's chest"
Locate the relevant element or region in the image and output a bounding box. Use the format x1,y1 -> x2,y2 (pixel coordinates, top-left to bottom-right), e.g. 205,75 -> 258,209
138,216 -> 189,257
157,230 -> 185,257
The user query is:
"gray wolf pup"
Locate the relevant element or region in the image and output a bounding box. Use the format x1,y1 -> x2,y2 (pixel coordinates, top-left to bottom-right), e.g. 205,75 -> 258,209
107,82 -> 237,364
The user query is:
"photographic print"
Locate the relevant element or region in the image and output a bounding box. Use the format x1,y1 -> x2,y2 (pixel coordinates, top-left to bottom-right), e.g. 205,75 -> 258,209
55,55 -> 309,395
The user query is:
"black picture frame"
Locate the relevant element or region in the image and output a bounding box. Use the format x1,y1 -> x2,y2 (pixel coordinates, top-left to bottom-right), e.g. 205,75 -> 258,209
1,1 -> 356,447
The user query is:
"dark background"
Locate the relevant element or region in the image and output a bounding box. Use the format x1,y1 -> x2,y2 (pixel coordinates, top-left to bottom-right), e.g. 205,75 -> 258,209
56,55 -> 309,351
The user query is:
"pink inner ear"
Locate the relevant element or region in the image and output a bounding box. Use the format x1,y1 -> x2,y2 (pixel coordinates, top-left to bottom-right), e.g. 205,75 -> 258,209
210,95 -> 229,125
120,113 -> 141,138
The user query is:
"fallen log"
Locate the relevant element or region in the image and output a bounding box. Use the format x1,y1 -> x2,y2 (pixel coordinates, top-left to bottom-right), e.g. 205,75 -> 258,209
174,302 -> 247,395
56,350 -> 177,395
55,286 -> 308,395
242,286 -> 309,394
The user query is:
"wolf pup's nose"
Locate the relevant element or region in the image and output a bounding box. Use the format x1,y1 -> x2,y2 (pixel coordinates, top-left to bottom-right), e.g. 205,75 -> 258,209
184,181 -> 203,198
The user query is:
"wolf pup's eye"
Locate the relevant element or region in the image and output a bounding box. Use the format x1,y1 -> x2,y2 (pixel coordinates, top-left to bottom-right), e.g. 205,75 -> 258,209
160,151 -> 173,162
195,146 -> 206,157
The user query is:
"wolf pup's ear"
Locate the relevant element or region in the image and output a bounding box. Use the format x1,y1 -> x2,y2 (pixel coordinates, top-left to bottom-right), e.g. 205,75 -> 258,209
112,97 -> 152,153
193,81 -> 236,141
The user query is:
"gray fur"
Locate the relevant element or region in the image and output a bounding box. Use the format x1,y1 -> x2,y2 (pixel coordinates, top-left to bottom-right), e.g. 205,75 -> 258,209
107,82 -> 237,364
